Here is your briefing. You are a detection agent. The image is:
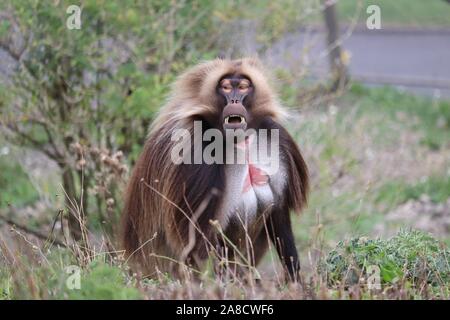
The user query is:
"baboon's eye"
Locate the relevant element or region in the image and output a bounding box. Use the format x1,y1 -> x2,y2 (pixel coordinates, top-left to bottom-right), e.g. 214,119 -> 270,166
220,79 -> 232,93
238,80 -> 250,93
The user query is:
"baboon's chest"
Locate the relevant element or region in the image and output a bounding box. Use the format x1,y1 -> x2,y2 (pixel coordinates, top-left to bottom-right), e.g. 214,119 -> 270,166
221,162 -> 287,225
218,133 -> 286,226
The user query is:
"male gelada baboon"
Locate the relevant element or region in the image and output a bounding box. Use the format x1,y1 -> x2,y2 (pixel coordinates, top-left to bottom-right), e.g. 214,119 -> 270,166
122,58 -> 309,281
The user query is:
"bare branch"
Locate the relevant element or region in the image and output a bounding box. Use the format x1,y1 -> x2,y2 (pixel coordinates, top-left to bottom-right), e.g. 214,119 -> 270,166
0,212 -> 67,248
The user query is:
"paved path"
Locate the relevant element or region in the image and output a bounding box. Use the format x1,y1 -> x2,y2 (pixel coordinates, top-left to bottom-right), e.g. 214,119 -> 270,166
265,28 -> 450,98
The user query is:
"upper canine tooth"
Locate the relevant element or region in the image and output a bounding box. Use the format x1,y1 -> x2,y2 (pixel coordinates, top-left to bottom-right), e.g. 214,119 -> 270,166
225,116 -> 229,124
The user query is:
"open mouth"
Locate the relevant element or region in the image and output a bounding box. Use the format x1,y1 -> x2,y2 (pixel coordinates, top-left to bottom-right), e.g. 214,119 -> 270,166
224,114 -> 246,125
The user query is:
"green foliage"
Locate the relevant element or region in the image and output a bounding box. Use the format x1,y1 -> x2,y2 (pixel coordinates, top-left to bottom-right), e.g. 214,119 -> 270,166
253,0 -> 315,47
0,0 -> 229,237
376,176 -> 450,207
349,83 -> 450,150
322,229 -> 450,287
0,0 -> 225,155
0,269 -> 11,300
62,260 -> 141,300
0,248 -> 141,300
0,154 -> 38,208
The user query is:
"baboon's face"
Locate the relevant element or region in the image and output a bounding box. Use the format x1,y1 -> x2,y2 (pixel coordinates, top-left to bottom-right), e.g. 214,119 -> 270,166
216,74 -> 254,131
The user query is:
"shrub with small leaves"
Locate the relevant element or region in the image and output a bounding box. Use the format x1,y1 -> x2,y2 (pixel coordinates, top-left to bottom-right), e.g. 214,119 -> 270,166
62,260 -> 141,300
321,229 -> 450,288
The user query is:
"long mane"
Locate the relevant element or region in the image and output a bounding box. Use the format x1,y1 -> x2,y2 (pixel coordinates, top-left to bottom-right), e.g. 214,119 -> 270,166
121,57 -> 306,277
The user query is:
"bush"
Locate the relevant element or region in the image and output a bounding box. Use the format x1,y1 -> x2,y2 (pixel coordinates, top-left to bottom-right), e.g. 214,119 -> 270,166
62,260 -> 141,300
0,0 -> 228,240
0,154 -> 38,208
321,229 -> 450,287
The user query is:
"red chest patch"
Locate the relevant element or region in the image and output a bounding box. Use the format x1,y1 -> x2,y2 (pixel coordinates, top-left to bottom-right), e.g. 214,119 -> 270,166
243,164 -> 269,193
238,135 -> 270,193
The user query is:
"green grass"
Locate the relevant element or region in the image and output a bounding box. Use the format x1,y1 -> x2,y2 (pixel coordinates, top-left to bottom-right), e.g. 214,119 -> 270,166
292,82 -> 450,256
348,83 -> 450,150
337,0 -> 450,27
0,154 -> 39,208
0,269 -> 11,300
0,248 -> 141,300
63,260 -> 142,300
376,176 -> 450,207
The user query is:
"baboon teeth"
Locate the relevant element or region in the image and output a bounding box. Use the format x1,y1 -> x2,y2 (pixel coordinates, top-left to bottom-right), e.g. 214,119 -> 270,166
225,115 -> 246,124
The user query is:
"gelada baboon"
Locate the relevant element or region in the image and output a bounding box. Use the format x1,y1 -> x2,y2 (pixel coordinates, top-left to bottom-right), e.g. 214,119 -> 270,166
122,58 -> 309,281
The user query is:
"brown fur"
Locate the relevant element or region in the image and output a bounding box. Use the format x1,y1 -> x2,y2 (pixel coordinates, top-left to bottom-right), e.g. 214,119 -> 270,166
121,58 -> 308,279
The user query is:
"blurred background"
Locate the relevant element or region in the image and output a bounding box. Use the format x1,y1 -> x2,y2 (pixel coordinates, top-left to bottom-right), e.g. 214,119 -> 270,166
0,0 -> 449,298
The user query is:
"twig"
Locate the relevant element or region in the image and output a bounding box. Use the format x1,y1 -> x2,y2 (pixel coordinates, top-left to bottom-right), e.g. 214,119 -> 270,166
0,213 -> 67,248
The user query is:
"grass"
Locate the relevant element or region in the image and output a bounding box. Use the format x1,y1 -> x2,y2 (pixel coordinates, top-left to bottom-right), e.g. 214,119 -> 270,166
376,176 -> 450,207
0,153 -> 39,208
0,245 -> 141,300
291,82 -> 450,271
2,228 -> 448,299
348,83 -> 450,150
